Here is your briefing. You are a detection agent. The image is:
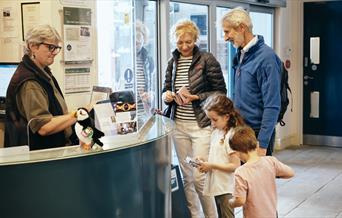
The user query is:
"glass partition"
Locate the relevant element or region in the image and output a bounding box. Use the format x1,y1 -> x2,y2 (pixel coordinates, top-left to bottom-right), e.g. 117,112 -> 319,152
97,0 -> 134,91
134,0 -> 158,128
96,0 -> 158,135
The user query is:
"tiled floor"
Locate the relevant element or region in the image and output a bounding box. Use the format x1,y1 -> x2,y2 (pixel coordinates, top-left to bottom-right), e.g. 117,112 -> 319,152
173,145 -> 342,218
236,145 -> 342,218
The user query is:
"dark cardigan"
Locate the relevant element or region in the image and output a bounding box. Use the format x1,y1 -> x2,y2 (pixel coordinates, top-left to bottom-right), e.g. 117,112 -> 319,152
5,55 -> 67,150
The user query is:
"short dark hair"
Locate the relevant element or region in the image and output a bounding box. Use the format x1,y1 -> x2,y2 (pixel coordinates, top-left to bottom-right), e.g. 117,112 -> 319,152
229,126 -> 257,153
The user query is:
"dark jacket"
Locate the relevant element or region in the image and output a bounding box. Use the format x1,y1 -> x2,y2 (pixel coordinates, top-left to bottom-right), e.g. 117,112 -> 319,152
5,54 -> 67,150
162,45 -> 227,128
137,47 -> 154,92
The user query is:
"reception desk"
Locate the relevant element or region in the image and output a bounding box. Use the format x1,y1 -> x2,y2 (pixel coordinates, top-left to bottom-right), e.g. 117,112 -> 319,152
0,115 -> 174,218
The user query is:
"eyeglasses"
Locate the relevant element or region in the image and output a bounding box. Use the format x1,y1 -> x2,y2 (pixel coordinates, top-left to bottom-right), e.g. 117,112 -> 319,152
40,42 -> 62,54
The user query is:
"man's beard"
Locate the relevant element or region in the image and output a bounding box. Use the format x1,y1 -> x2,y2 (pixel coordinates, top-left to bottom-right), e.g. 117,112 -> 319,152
232,42 -> 239,49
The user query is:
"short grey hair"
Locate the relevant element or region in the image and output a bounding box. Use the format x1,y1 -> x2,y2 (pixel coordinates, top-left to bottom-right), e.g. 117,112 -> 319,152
24,24 -> 62,55
221,7 -> 253,33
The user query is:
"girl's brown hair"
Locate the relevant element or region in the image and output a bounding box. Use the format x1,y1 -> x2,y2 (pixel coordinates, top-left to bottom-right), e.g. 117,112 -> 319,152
202,94 -> 245,131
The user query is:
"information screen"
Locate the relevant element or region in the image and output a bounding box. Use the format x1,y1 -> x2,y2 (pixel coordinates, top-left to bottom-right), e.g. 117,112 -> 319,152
0,63 -> 18,98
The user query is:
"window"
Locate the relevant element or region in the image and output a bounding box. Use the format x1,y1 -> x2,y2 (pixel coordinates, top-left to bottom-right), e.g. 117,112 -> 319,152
169,2 -> 208,51
216,7 -> 234,97
250,11 -> 274,47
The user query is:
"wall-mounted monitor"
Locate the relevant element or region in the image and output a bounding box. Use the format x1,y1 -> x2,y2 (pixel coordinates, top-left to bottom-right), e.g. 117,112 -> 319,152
0,63 -> 18,100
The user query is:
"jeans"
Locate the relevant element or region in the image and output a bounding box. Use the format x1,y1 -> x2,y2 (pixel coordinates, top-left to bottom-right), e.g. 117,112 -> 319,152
173,120 -> 218,218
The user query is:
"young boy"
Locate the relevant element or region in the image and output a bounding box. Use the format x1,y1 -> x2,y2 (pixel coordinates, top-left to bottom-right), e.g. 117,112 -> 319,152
228,126 -> 294,218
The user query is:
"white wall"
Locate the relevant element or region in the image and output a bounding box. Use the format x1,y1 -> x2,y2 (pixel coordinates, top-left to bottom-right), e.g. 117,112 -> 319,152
275,0 -> 303,149
0,0 -> 97,111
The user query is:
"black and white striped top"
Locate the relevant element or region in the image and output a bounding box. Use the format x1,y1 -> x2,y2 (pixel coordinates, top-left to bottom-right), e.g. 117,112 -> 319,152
136,56 -> 146,115
174,56 -> 196,121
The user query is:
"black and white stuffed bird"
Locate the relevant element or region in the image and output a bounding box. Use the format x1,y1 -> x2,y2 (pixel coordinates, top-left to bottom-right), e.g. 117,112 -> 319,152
74,107 -> 104,150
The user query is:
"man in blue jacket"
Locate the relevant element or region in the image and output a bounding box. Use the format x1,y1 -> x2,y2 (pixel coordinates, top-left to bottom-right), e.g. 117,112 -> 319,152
221,7 -> 281,156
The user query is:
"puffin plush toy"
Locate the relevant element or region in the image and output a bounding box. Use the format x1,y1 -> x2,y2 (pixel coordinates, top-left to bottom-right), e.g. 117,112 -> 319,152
75,107 -> 104,150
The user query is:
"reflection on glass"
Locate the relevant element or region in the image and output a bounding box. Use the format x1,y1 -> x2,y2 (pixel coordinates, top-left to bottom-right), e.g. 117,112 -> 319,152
96,0 -> 134,91
216,7 -> 234,97
97,0 -> 158,132
250,11 -> 273,47
170,2 -> 208,51
113,1 -> 135,91
135,1 -> 157,130
136,20 -> 154,117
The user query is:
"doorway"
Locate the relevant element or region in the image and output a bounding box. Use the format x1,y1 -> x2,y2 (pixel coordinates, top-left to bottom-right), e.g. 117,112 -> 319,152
303,1 -> 342,147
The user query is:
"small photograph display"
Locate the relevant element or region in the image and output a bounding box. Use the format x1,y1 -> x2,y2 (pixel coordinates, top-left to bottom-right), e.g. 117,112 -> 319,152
94,91 -> 137,136
111,102 -> 137,135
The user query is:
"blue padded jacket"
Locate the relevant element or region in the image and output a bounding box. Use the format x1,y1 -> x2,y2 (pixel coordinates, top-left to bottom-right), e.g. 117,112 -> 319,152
233,36 -> 281,148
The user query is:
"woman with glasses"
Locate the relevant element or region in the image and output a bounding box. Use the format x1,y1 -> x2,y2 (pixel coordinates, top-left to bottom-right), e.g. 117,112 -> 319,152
162,20 -> 226,218
5,24 -> 79,150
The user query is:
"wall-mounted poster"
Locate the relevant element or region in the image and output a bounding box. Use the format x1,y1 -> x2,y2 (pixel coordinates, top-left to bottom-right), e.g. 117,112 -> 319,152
63,7 -> 92,64
60,0 -> 87,7
0,3 -> 19,38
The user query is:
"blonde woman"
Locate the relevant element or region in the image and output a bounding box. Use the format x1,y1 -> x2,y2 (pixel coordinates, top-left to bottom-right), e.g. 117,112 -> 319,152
162,20 -> 226,218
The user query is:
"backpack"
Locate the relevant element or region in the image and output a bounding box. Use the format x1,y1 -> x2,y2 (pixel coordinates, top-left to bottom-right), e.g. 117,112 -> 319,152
278,61 -> 292,126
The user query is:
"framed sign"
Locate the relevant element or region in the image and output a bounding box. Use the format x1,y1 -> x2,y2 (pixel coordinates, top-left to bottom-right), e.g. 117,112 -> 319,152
90,86 -> 112,105
21,2 -> 40,41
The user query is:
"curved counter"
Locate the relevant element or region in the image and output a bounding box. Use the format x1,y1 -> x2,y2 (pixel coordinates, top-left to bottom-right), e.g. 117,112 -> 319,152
0,115 -> 174,218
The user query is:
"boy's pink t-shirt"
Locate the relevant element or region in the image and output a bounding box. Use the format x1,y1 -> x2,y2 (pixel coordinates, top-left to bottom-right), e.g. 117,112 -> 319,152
234,156 -> 293,218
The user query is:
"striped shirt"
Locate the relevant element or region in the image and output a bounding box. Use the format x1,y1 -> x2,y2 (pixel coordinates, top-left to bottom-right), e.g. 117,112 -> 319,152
136,56 -> 146,115
174,56 -> 196,121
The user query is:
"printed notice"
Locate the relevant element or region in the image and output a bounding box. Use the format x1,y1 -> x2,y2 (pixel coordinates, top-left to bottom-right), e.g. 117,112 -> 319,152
0,5 -> 18,38
65,67 -> 91,94
21,2 -> 40,40
63,7 -> 92,63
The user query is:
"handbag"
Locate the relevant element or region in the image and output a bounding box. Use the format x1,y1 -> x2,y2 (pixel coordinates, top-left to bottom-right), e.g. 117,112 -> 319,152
163,105 -> 172,118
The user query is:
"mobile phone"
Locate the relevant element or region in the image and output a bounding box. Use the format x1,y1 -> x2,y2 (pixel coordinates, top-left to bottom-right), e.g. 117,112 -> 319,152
185,156 -> 200,168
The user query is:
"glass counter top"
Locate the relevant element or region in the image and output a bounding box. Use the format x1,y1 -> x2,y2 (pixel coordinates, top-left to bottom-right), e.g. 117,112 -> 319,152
0,115 -> 174,166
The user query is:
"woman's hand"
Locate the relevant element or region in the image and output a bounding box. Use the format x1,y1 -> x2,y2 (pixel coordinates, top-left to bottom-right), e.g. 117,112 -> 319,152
182,93 -> 199,103
162,90 -> 175,103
